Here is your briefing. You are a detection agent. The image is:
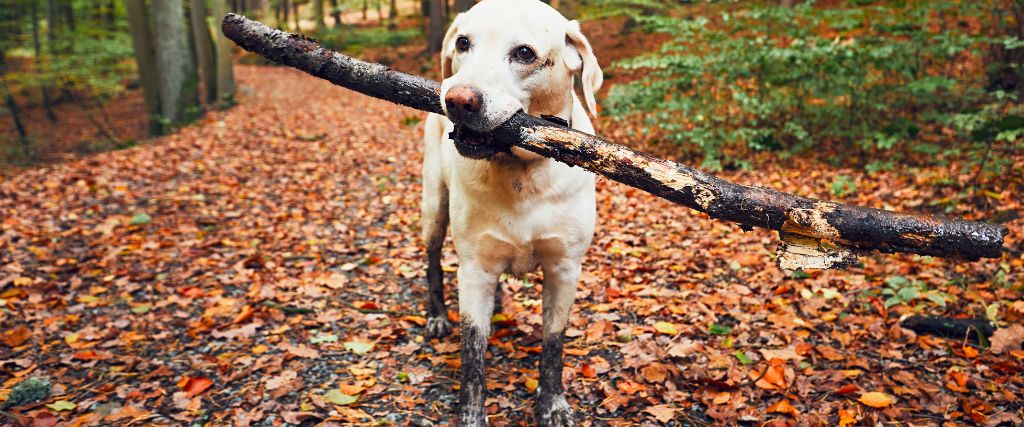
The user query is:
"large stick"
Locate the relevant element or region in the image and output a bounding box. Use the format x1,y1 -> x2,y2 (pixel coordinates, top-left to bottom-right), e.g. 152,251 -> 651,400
221,14 -> 1008,267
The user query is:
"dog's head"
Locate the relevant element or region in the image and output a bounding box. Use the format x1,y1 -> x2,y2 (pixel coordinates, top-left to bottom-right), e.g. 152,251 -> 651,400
439,0 -> 602,133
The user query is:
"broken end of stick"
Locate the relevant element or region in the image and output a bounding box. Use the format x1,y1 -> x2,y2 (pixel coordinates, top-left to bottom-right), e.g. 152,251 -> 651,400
777,233 -> 859,271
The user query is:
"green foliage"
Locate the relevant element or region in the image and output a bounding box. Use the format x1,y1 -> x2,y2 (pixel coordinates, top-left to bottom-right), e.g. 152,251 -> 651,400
605,1 -> 1009,171
872,275 -> 954,310
580,0 -> 670,21
317,26 -> 421,52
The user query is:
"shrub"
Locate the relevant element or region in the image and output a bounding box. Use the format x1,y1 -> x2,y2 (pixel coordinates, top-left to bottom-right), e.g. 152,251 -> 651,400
605,1 -> 1020,172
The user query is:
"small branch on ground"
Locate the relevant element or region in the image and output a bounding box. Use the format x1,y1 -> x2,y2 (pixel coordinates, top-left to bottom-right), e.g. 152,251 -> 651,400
221,13 -> 1008,267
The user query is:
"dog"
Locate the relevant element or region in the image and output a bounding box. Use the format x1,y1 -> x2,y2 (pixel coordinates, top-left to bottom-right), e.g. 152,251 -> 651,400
419,0 -> 603,425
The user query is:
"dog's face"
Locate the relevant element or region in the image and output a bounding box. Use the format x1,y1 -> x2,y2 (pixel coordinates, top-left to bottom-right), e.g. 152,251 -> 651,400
439,0 -> 602,133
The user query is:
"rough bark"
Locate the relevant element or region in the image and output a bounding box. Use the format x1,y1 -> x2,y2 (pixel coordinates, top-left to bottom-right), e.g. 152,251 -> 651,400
190,0 -> 219,105
210,0 -> 237,108
125,0 -> 162,135
221,14 -> 1009,264
152,0 -> 199,129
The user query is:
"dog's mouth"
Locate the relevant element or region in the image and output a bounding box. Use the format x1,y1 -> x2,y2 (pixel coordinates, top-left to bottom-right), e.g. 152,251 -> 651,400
449,113 -> 569,161
449,126 -> 512,160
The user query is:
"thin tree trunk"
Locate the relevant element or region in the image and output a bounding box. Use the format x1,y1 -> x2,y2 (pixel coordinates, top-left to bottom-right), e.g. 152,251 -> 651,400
282,0 -> 290,30
31,2 -> 57,122
0,51 -> 30,158
329,0 -> 342,28
292,0 -> 299,31
211,0 -> 237,108
151,0 -> 199,129
454,0 -> 473,13
190,0 -> 219,105
125,0 -> 162,135
313,0 -> 324,31
222,14 -> 1010,263
362,0 -> 368,21
376,0 -> 383,25
427,0 -> 443,52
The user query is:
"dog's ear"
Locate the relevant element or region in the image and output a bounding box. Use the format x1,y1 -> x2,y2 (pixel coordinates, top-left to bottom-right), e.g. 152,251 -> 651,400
564,20 -> 603,117
440,15 -> 464,80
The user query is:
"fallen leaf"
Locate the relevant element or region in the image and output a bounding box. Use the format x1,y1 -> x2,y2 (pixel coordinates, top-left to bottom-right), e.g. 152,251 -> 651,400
45,400 -> 76,411
1,326 -> 31,347
343,340 -> 375,355
990,324 -> 1024,354
858,392 -> 894,408
323,389 -> 358,406
281,342 -> 321,359
767,399 -> 799,417
644,404 -> 676,422
654,321 -> 679,335
179,376 -> 213,398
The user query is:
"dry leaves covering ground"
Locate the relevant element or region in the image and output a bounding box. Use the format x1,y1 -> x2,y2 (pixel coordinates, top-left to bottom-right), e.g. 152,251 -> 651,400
1,65 -> 1023,426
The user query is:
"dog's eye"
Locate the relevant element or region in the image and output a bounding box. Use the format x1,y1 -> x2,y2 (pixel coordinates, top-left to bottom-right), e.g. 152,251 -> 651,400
512,45 -> 537,64
456,36 -> 471,53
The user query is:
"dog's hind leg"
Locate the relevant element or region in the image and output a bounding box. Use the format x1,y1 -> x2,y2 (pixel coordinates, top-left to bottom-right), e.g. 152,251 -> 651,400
422,128 -> 452,338
535,260 -> 581,427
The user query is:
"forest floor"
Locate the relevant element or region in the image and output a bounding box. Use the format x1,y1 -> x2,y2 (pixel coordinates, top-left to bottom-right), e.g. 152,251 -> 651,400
2,20 -> 1024,427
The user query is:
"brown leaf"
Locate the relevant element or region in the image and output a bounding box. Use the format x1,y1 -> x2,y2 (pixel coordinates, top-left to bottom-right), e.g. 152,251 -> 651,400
280,342 -> 321,359
767,399 -> 799,417
1,326 -> 31,347
644,404 -> 676,422
989,324 -> 1024,354
179,375 -> 214,398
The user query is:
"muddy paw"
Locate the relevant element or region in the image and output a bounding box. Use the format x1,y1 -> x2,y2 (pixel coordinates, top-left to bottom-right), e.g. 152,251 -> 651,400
425,316 -> 453,338
536,394 -> 576,427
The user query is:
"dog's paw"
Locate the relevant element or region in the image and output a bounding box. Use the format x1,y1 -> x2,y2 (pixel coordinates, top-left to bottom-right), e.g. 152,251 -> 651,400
536,394 -> 576,427
425,316 -> 453,338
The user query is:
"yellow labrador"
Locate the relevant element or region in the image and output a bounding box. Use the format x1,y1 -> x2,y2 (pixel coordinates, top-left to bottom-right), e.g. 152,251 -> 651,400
420,0 -> 602,425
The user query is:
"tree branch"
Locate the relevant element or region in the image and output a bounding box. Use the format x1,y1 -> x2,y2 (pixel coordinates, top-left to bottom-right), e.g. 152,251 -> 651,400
221,13 -> 1008,266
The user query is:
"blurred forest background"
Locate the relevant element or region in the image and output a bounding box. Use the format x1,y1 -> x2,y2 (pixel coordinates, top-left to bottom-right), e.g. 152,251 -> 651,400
0,0 -> 1022,189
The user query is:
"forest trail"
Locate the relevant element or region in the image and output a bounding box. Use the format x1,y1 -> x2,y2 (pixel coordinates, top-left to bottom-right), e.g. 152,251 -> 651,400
1,65 -> 1022,426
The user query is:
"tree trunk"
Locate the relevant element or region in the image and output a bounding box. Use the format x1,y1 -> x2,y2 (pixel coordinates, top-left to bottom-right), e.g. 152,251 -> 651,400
362,0 -> 368,21
31,2 -> 57,122
189,0 -> 219,105
427,0 -> 443,52
453,0 -> 473,13
282,0 -> 290,29
376,0 -> 383,25
329,0 -> 342,28
0,51 -> 30,158
211,0 -> 237,108
313,0 -> 324,31
292,0 -> 299,31
222,14 -> 1010,263
389,0 -> 397,21
151,0 -> 199,130
125,0 -> 162,135
557,0 -> 578,19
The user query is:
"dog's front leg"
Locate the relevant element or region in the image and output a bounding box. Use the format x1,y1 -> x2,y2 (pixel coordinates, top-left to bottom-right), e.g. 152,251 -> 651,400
536,261 -> 580,427
457,264 -> 498,426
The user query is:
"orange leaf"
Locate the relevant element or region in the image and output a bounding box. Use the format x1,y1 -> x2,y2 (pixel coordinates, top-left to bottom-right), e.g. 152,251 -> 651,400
72,350 -> 109,361
181,376 -> 213,398
400,315 -> 426,326
616,380 -> 645,395
524,378 -> 538,392
961,344 -> 979,359
232,305 -> 255,324
766,399 -> 799,417
337,384 -> 365,395
580,364 -> 597,378
564,348 -> 589,357
834,384 -> 859,395
858,392 -> 894,408
838,408 -> 858,426
1,326 -> 31,347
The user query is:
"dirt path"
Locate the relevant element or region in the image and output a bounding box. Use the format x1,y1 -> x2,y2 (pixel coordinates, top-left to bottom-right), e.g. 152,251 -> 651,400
1,65 -> 1021,426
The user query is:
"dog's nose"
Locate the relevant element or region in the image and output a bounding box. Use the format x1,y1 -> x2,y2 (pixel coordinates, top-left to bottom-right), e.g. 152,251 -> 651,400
444,85 -> 482,121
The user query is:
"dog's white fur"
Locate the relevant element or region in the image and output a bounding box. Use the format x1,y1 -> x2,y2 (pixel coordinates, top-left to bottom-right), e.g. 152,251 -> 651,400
420,0 -> 601,424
